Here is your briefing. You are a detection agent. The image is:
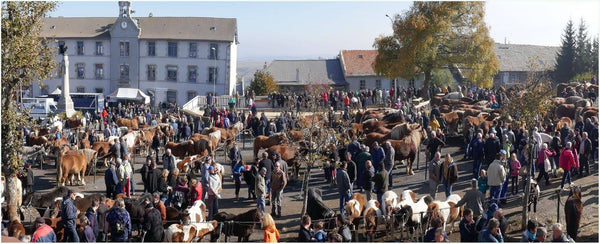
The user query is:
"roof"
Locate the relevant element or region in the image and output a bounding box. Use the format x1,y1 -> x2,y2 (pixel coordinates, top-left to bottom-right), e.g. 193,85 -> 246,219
494,43 -> 560,72
339,50 -> 378,76
40,17 -> 237,41
265,59 -> 347,86
107,88 -> 150,104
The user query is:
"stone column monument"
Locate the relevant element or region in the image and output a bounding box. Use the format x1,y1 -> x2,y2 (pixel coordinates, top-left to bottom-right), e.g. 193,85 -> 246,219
56,44 -> 75,117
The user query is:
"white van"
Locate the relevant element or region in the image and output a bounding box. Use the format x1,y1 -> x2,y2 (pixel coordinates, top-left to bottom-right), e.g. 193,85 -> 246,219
21,98 -> 57,121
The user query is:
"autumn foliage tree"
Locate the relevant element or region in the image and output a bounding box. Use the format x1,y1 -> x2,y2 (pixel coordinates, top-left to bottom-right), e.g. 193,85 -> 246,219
2,1 -> 57,220
373,1 -> 499,91
248,70 -> 278,96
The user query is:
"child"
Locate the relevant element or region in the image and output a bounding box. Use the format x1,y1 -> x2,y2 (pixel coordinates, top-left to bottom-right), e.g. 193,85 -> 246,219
263,213 -> 280,242
478,169 -> 488,197
313,221 -> 327,242
509,153 -> 522,195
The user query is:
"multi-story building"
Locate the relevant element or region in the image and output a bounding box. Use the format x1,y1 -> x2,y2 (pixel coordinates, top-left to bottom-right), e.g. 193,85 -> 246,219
37,1 -> 238,106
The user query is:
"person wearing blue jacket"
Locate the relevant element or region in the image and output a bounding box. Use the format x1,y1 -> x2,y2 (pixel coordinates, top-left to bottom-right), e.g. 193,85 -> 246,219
478,218 -> 504,242
32,217 -> 56,243
471,133 -> 485,178
370,142 -> 385,172
61,190 -> 80,242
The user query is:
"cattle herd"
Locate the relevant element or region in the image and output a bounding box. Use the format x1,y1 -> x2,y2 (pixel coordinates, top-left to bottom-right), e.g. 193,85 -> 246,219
1,81 -> 598,242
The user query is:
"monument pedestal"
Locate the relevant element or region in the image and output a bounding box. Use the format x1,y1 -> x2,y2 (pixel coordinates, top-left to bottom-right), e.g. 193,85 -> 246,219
57,54 -> 75,117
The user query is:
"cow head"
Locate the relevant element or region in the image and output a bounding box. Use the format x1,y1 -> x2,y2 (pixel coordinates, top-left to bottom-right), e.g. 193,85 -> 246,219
365,208 -> 380,236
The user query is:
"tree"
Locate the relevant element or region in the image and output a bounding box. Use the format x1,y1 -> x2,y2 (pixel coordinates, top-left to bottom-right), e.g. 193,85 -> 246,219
248,70 -> 278,96
592,37 -> 599,76
574,19 -> 593,77
373,2 -> 499,92
430,68 -> 456,88
554,19 -> 576,83
1,1 -> 57,221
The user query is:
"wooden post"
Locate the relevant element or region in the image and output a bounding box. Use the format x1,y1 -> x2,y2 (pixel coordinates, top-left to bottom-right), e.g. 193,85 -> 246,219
521,135 -> 534,230
556,190 -> 561,223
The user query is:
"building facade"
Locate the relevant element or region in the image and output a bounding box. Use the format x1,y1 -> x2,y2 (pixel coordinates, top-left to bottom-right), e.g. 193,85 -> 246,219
37,1 -> 238,106
493,43 -> 559,87
338,50 -> 424,92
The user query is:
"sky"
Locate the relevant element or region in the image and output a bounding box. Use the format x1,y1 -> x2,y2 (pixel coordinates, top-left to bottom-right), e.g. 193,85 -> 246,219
49,1 -> 600,61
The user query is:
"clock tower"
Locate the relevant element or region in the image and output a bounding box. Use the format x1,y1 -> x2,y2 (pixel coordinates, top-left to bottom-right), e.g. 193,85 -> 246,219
110,1 -> 140,92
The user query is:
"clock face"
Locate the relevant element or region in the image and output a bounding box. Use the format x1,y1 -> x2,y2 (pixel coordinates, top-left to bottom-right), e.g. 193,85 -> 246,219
121,21 -> 127,29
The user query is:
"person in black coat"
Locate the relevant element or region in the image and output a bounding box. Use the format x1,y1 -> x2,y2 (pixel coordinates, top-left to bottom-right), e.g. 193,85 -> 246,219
146,163 -> 160,194
344,152 -> 357,192
104,162 -> 119,198
141,157 -> 152,193
459,208 -> 478,242
142,200 -> 164,242
362,160 -> 375,201
297,215 -> 313,242
26,163 -> 34,193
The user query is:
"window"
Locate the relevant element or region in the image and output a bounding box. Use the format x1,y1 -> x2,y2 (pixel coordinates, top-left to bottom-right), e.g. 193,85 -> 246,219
77,41 -> 84,55
95,42 -> 103,56
360,80 -> 366,90
120,41 -> 130,56
95,88 -> 104,93
120,64 -> 129,79
189,43 -> 198,58
188,66 -> 197,82
76,87 -> 85,93
376,80 -> 381,89
95,64 -> 104,79
168,42 -> 178,57
510,73 -> 517,82
209,43 -> 218,59
167,66 -> 178,81
166,90 -> 177,103
187,91 -> 197,101
148,42 -> 155,56
58,40 -> 65,50
147,65 -> 156,81
76,63 -> 85,79
208,67 -> 218,84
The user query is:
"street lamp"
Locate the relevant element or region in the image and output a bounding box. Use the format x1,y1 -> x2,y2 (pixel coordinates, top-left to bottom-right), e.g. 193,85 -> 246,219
385,14 -> 398,102
211,47 -> 216,100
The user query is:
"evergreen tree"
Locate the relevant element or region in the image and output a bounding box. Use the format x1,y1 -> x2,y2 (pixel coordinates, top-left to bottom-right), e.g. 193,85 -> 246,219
248,70 -> 278,96
592,37 -> 599,76
574,19 -> 592,77
554,19 -> 576,83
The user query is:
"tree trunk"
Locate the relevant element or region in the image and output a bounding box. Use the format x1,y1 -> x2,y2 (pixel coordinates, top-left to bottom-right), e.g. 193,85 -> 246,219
6,175 -> 23,222
521,134 -> 534,230
423,70 -> 433,100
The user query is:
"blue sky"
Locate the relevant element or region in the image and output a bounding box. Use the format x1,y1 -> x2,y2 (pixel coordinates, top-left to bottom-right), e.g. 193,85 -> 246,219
50,1 -> 599,61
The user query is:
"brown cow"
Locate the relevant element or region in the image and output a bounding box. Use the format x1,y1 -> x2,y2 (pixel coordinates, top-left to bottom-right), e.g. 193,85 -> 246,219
177,154 -> 204,174
66,117 -> 83,129
556,117 -> 573,131
288,130 -> 305,141
204,121 -> 243,150
8,219 -> 25,239
364,200 -> 382,242
165,221 -> 218,242
362,119 -> 386,134
267,145 -> 299,173
92,141 -> 114,167
166,140 -> 195,159
117,117 -> 140,130
363,132 -> 391,149
441,112 -> 461,135
555,104 -> 577,119
28,135 -> 49,147
191,131 -> 220,156
253,133 -> 288,158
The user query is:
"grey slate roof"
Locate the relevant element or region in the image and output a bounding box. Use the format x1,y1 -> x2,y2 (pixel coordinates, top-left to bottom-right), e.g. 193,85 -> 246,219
494,43 -> 560,72
265,59 -> 347,86
40,17 -> 237,42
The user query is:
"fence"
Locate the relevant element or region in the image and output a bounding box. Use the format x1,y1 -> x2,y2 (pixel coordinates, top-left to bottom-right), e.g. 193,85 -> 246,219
182,95 -> 248,112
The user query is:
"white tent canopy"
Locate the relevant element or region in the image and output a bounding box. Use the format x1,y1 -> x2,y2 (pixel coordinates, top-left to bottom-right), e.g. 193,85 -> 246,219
107,88 -> 150,104
50,88 -> 61,95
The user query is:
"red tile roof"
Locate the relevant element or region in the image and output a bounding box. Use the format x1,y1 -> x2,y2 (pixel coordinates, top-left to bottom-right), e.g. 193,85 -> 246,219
340,50 -> 378,76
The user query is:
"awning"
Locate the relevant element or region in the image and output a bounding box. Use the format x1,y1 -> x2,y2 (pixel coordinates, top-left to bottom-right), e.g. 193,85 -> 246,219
107,88 -> 150,104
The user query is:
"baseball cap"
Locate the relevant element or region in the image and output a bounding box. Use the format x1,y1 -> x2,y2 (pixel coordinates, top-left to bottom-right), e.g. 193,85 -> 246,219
500,150 -> 507,155
208,166 -> 215,171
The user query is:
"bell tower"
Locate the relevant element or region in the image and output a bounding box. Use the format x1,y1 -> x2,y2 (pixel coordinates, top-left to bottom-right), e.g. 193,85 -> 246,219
119,1 -> 131,19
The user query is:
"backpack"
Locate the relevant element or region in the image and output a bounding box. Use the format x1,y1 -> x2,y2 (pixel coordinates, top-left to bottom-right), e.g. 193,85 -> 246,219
111,209 -> 127,234
172,190 -> 185,209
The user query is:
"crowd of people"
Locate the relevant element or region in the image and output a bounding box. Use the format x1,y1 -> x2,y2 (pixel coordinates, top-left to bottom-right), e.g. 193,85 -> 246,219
6,79 -> 598,242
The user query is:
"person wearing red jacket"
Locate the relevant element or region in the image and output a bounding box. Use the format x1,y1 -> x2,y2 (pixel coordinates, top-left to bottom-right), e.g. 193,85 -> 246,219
559,142 -> 578,190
